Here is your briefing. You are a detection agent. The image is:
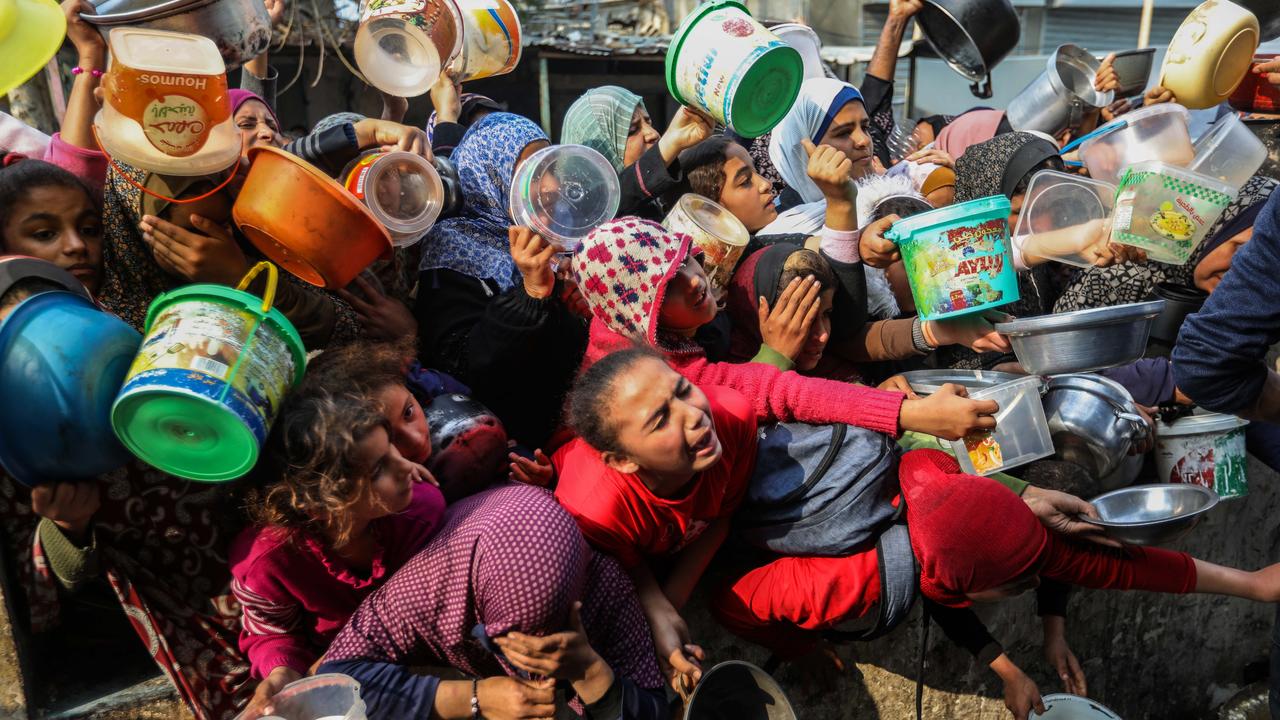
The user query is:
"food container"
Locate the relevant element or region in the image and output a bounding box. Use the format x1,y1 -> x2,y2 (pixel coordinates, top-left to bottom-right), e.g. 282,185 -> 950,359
1229,54 -> 1280,112
900,369 -> 1023,396
508,144 -> 620,254
1111,47 -> 1157,97
1084,483 -> 1219,545
94,28 -> 240,176
1160,0 -> 1259,110
111,263 -> 307,483
83,0 -> 271,70
1156,410 -> 1249,499
0,292 -> 141,487
233,146 -> 393,288
1146,281 -> 1208,348
883,195 -> 1018,321
243,674 -> 367,720
1030,694 -> 1122,719
1042,374 -> 1150,480
683,661 -> 796,720
1007,44 -> 1114,139
994,300 -> 1164,375
1078,104 -> 1195,185
343,150 -> 445,247
1190,113 -> 1268,189
950,375 -> 1054,476
1013,170 -> 1117,268
1110,161 -> 1237,266
4,0 -> 66,98
770,22 -> 824,80
0,255 -> 95,303
665,0 -> 803,138
449,0 -> 522,82
662,194 -> 750,303
915,0 -> 1021,99
354,0 -> 462,98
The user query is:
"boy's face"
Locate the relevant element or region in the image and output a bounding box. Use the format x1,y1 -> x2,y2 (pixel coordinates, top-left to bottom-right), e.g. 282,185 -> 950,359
658,254 -> 718,335
718,145 -> 777,233
794,288 -> 835,372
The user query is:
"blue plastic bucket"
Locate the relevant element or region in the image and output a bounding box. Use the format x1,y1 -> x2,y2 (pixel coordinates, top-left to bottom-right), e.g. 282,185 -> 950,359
884,195 -> 1019,321
0,291 -> 142,486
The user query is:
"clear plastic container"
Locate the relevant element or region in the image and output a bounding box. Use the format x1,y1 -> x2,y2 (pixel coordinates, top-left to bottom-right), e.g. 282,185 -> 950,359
508,144 -> 620,254
1109,161 -> 1238,265
1013,170 -> 1118,268
1190,113 -> 1267,189
354,0 -> 462,98
1079,104 -> 1195,185
662,194 -> 750,301
343,150 -> 444,247
247,674 -> 366,720
949,375 -> 1054,476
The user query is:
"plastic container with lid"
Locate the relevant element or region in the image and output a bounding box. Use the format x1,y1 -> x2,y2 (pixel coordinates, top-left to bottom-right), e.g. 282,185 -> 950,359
1013,170 -> 1117,268
354,0 -> 462,98
1189,112 -> 1267,189
1109,161 -> 1237,265
343,150 -> 445,247
1159,0 -> 1259,110
1078,104 -> 1195,185
949,375 -> 1054,476
1156,411 -> 1249,499
95,28 -> 240,176
662,194 -> 750,302
449,0 -> 522,81
508,144 -> 620,254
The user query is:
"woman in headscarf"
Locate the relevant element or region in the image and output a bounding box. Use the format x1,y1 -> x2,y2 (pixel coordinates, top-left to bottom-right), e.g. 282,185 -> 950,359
560,86 -> 710,220
932,108 -> 1012,160
414,113 -> 589,450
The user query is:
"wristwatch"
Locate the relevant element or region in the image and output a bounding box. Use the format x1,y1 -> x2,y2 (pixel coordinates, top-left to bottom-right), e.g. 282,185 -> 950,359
911,317 -> 936,354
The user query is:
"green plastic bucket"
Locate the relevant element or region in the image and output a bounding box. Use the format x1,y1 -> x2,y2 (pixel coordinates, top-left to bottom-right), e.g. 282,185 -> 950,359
665,0 -> 802,139
884,195 -> 1019,321
111,262 -> 306,482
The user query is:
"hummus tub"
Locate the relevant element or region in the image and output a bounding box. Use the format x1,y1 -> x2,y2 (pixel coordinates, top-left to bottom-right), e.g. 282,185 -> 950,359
1110,161 -> 1237,265
665,0 -> 802,138
662,194 -> 750,302
883,195 -> 1018,321
1157,411 -> 1249,500
111,263 -> 306,482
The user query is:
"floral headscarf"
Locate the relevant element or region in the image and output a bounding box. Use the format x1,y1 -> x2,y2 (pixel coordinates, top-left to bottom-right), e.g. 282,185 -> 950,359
560,86 -> 645,172
418,113 -> 548,290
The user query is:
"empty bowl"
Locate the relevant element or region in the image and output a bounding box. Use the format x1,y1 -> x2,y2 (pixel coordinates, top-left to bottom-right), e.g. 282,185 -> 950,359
1084,483 -> 1219,545
1031,694 -> 1122,719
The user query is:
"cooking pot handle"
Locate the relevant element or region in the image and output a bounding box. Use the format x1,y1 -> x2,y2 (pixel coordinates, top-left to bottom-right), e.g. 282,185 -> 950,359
971,74 -> 994,99
1117,411 -> 1152,444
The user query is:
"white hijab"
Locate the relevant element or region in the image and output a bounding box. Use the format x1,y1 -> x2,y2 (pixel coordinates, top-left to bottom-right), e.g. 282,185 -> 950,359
767,78 -> 865,206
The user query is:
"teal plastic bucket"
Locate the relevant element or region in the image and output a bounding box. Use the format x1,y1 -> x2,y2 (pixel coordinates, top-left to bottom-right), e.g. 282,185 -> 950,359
884,195 -> 1019,321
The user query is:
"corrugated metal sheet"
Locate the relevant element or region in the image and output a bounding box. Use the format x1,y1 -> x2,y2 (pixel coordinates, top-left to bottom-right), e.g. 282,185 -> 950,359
1042,7 -> 1188,51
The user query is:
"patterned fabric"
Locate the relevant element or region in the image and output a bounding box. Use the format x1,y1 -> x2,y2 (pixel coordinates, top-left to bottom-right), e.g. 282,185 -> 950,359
560,86 -> 645,172
323,485 -> 663,692
573,217 -> 692,346
0,463 -> 252,719
768,78 -> 865,205
418,113 -> 548,291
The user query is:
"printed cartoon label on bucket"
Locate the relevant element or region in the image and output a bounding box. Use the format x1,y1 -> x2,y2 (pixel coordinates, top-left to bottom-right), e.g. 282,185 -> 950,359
901,216 -> 1015,320
670,8 -> 785,129
1163,426 -> 1248,498
453,0 -> 521,81
120,300 -> 297,443
1110,167 -> 1234,265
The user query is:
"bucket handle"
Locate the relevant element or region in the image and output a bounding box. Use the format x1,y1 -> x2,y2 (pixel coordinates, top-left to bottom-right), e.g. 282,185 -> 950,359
92,123 -> 242,206
236,261 -> 279,314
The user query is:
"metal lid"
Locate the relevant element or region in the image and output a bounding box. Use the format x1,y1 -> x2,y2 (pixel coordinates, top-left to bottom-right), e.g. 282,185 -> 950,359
84,0 -> 214,24
994,300 -> 1164,336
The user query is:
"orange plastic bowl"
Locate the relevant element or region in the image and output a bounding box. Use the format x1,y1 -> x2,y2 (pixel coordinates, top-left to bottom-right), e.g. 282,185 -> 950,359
232,146 -> 392,288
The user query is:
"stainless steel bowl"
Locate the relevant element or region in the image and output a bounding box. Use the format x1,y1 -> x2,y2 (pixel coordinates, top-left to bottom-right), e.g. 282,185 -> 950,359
995,300 -> 1165,375
1043,374 -> 1150,482
900,369 -> 1024,396
83,0 -> 272,70
1084,483 -> 1219,545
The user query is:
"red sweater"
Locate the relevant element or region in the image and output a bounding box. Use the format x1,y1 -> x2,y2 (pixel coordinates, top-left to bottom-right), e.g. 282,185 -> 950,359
583,317 -> 906,437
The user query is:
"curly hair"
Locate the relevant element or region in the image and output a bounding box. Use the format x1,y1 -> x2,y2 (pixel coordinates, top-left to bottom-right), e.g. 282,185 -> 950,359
301,337 -> 417,396
248,388 -> 392,547
567,346 -> 665,455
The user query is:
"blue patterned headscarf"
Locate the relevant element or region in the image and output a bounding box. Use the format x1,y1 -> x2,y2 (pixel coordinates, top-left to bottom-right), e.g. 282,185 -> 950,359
419,113 -> 549,290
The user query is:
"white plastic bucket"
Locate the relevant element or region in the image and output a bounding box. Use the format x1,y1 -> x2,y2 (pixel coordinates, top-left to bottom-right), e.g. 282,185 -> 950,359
1156,411 -> 1249,499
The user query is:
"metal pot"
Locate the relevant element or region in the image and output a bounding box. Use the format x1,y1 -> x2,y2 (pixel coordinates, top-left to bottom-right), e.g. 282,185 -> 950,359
1007,45 -> 1114,138
82,0 -> 271,70
1043,374 -> 1150,481
684,661 -> 796,720
916,0 -> 1020,98
1146,282 -> 1207,348
1236,0 -> 1280,42
994,300 -> 1165,376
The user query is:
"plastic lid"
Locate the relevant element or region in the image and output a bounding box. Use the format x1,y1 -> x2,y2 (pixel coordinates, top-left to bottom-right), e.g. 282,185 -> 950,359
0,0 -> 66,97
727,44 -> 804,138
670,194 -> 750,247
356,152 -> 445,246
884,194 -> 1011,244
1030,694 -> 1122,720
106,27 -> 225,75
1121,160 -> 1239,198
508,144 -> 620,253
112,389 -> 261,482
1013,170 -> 1117,268
1157,410 -> 1249,437
771,23 -> 824,80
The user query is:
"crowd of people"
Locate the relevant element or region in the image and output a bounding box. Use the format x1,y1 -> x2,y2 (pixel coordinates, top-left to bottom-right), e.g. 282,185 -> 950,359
6,0 -> 1280,718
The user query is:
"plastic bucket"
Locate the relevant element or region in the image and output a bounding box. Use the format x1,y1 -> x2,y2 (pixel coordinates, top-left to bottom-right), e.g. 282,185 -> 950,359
111,263 -> 306,482
243,674 -> 366,720
1078,104 -> 1195,185
1190,113 -> 1267,189
949,375 -> 1054,476
1160,0 -> 1259,110
354,0 -> 463,98
508,144 -> 620,254
665,0 -> 802,139
884,194 -> 1018,321
663,193 -> 750,302
1110,161 -> 1237,266
0,292 -> 141,486
449,0 -> 522,82
343,150 -> 445,247
1156,411 -> 1249,499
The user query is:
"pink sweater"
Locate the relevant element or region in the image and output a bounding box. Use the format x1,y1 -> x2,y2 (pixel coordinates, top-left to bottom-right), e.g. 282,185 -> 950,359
229,482 -> 447,678
583,317 -> 905,437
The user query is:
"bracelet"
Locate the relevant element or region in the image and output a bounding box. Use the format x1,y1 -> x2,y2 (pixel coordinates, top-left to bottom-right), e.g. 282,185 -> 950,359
470,678 -> 480,719
911,317 -> 936,354
71,67 -> 104,78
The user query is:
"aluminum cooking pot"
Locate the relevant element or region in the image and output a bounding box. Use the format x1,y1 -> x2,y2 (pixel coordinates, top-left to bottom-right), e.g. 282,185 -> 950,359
82,0 -> 271,70
1236,0 -> 1280,42
1043,374 -> 1150,482
1007,45 -> 1114,138
684,661 -> 796,720
424,393 -> 508,503
916,0 -> 1020,98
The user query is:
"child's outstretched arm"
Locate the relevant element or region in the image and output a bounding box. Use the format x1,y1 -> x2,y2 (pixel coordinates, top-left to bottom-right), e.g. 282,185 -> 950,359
625,562 -> 705,694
